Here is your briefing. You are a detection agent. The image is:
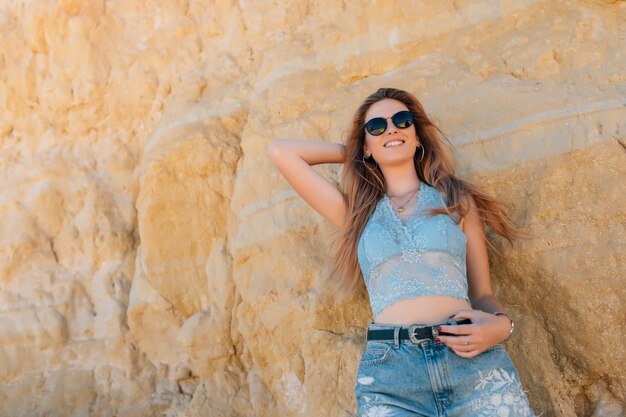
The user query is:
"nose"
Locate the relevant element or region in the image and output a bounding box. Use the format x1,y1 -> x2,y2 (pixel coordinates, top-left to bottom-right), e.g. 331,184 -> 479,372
385,121 -> 398,135
378,116 -> 398,135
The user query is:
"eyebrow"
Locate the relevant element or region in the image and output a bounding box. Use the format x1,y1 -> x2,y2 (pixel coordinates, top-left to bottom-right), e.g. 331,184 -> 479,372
365,110 -> 408,120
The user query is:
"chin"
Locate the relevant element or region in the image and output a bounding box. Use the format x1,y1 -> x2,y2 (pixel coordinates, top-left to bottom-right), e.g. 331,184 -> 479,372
378,155 -> 416,167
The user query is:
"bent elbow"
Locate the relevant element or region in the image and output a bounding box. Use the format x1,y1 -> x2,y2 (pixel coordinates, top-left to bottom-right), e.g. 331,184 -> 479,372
267,139 -> 287,161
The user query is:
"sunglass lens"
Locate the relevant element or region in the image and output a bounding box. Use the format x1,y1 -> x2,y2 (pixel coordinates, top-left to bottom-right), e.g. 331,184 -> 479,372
364,118 -> 387,136
393,111 -> 413,128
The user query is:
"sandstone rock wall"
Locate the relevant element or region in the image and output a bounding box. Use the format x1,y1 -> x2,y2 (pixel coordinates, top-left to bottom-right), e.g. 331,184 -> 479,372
0,1 -> 624,416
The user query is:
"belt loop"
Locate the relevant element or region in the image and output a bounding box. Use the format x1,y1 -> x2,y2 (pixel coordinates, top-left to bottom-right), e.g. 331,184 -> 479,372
393,326 -> 400,348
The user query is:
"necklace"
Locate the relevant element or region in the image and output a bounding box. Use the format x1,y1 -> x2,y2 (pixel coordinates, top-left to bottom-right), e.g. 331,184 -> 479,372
387,183 -> 421,213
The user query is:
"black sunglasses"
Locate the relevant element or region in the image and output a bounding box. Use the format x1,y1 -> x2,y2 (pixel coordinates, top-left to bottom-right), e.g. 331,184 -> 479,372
364,110 -> 414,136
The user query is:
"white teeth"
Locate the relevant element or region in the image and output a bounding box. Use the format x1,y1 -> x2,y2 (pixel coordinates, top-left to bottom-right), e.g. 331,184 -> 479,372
385,140 -> 404,148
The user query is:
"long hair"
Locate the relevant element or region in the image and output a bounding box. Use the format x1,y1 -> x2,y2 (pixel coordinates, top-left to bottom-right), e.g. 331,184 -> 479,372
329,87 -> 522,299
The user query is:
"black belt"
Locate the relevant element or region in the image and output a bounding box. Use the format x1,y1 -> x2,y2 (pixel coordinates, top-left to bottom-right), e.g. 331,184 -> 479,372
366,318 -> 472,344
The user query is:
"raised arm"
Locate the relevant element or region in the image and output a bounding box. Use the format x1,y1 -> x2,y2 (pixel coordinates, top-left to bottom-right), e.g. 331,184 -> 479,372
267,139 -> 347,228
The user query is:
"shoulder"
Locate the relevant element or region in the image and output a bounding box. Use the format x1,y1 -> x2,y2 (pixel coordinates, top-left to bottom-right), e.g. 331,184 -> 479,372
421,183 -> 444,205
425,182 -> 459,212
459,191 -> 476,213
459,192 -> 482,233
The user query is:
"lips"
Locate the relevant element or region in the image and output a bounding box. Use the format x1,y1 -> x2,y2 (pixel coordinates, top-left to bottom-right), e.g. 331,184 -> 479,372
384,139 -> 405,148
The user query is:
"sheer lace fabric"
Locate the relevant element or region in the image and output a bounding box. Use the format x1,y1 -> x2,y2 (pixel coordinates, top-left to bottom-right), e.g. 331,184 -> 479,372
357,183 -> 469,317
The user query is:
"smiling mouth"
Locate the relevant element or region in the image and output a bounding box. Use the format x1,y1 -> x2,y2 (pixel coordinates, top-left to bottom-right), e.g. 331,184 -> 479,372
384,140 -> 405,148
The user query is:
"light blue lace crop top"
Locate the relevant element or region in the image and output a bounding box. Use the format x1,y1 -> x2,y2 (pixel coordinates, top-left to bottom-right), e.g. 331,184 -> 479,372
357,183 -> 470,317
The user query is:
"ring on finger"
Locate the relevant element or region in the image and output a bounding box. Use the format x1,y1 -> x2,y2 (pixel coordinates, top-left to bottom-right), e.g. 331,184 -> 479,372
464,336 -> 469,346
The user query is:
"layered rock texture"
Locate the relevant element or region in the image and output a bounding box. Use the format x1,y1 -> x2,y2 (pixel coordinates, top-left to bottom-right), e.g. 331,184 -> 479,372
0,0 -> 624,416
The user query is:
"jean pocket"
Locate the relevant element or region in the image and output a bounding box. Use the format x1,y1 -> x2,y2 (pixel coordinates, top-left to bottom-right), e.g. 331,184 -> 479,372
360,341 -> 392,365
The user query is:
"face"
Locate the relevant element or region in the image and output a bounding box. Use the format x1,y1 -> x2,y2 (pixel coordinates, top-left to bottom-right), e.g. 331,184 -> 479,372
363,99 -> 420,164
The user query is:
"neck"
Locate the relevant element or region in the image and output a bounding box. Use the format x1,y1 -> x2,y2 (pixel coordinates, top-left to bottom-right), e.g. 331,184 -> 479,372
381,161 -> 421,197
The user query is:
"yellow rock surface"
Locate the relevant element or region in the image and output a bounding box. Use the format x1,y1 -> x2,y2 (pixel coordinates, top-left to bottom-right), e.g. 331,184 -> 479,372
0,1 -> 624,416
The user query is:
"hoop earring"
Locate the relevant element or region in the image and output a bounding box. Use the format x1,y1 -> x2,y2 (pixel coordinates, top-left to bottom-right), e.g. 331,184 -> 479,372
415,146 -> 425,163
362,154 -> 378,169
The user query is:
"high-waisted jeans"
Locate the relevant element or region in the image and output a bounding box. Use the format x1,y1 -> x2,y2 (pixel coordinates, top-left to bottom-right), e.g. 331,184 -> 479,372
354,322 -> 537,417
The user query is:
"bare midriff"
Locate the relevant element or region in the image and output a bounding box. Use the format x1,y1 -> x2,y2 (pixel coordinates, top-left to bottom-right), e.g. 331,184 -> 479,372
374,295 -> 472,326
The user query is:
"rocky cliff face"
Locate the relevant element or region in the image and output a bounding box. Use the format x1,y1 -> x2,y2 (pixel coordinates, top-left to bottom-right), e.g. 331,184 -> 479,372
0,1 -> 624,416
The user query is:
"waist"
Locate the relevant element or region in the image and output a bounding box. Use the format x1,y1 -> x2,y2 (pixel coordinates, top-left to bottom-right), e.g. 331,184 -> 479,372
366,318 -> 472,343
374,295 -> 471,326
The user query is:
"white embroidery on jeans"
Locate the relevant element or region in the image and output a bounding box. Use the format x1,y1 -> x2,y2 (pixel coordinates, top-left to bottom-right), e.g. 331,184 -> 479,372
470,368 -> 534,416
363,405 -> 395,417
358,376 -> 375,385
358,394 -> 395,417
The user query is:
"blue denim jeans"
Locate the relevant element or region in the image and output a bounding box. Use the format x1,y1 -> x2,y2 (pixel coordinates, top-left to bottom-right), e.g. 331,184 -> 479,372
354,321 -> 537,417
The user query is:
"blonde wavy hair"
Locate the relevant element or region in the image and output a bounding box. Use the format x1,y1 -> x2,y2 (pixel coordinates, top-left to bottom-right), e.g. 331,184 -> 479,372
329,87 -> 522,299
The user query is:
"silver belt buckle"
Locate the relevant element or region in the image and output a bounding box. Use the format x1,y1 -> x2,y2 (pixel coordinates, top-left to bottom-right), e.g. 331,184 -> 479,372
407,324 -> 427,344
431,326 -> 439,339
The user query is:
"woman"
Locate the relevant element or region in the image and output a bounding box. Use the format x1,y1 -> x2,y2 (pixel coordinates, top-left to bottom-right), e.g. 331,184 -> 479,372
267,88 -> 536,416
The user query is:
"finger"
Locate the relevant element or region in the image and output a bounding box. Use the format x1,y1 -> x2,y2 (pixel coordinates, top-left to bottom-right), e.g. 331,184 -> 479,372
448,336 -> 477,351
448,343 -> 474,353
436,323 -> 474,335
450,348 -> 479,359
449,309 -> 479,320
437,335 -> 474,348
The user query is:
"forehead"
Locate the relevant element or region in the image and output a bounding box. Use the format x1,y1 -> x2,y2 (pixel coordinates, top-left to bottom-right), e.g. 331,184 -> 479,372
365,99 -> 408,120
